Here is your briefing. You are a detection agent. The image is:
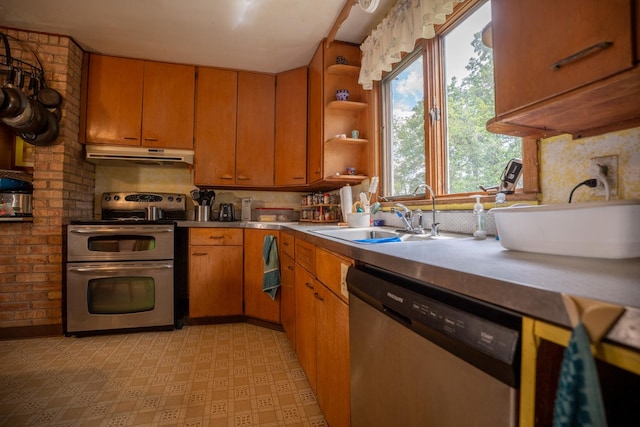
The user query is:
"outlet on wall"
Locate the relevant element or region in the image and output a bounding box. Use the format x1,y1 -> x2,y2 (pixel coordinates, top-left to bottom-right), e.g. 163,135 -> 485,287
590,155 -> 618,196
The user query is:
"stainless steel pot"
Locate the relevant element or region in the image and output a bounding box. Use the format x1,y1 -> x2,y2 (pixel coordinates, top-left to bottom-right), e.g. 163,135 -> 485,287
145,206 -> 163,221
0,192 -> 33,216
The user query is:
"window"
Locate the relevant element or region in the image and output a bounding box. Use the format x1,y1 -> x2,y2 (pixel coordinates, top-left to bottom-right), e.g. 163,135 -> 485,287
382,0 -> 522,199
382,50 -> 425,196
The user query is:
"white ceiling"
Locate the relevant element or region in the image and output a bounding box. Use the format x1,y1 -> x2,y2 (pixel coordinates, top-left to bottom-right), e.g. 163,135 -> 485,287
0,0 -> 394,73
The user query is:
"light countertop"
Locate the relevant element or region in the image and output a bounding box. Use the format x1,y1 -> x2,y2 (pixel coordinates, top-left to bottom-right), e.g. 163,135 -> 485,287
176,221 -> 640,349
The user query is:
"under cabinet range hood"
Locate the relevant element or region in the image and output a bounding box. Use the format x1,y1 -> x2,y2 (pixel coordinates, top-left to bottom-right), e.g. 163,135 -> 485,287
85,145 -> 194,167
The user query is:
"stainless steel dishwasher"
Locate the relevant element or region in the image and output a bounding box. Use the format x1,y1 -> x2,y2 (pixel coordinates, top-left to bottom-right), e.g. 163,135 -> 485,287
347,264 -> 521,427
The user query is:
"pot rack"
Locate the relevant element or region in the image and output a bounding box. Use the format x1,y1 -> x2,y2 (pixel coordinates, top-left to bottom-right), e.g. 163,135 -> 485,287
0,33 -> 47,95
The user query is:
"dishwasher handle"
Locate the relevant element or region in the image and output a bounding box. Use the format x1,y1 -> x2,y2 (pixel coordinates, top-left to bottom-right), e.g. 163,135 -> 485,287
383,304 -> 411,327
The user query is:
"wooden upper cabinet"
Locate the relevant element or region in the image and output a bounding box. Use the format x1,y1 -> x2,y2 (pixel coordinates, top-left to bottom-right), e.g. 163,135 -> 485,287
492,0 -> 634,117
194,68 -> 238,186
85,54 -> 195,149
85,55 -> 144,145
141,61 -> 195,149
275,67 -> 308,186
236,71 -> 275,186
307,43 -> 324,184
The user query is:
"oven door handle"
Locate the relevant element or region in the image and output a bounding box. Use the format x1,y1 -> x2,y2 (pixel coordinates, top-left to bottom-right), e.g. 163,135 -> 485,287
69,227 -> 174,234
68,263 -> 173,272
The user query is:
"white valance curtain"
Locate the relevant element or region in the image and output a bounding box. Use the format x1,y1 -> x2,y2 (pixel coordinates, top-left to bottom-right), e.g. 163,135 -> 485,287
358,0 -> 464,89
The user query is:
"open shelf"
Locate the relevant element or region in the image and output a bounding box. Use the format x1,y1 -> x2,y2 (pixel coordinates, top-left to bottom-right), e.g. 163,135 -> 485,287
325,137 -> 368,146
327,64 -> 361,75
326,100 -> 368,111
324,174 -> 367,182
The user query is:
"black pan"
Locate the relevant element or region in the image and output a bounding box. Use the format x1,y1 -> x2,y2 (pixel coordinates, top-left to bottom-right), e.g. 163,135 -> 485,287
20,107 -> 59,146
14,99 -> 48,134
37,74 -> 62,108
1,86 -> 31,125
0,85 -> 25,118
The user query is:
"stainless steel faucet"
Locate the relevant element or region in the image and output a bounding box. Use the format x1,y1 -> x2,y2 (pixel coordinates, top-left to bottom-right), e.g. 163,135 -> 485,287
411,184 -> 439,236
393,203 -> 413,232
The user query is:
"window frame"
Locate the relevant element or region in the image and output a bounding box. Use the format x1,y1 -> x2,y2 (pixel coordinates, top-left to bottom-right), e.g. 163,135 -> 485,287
377,0 -> 539,205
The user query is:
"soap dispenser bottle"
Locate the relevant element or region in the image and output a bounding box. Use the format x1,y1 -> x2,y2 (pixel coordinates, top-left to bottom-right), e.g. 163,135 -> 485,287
473,195 -> 486,240
494,192 -> 507,240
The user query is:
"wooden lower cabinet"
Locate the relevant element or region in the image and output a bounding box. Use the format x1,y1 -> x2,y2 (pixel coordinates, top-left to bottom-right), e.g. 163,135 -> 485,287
188,228 -> 243,318
520,317 -> 640,427
294,241 -> 351,427
294,263 -> 318,390
243,229 -> 281,323
280,252 -> 296,348
315,283 -> 350,427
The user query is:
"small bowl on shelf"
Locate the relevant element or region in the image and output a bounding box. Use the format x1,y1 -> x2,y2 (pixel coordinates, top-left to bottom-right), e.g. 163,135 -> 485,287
336,89 -> 350,101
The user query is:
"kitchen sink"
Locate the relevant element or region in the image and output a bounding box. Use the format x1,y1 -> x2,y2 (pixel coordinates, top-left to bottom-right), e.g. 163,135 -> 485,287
310,227 -> 462,244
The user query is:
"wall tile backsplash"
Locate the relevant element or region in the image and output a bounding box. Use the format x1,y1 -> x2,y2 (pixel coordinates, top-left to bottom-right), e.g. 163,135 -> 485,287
94,165 -> 305,220
540,126 -> 640,204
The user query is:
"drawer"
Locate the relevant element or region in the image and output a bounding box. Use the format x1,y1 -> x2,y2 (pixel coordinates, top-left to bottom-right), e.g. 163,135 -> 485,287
189,228 -> 243,246
295,238 -> 316,274
316,247 -> 353,303
281,231 -> 295,258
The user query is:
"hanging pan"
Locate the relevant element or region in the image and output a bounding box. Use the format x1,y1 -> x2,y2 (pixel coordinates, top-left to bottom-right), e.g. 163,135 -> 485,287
14,97 -> 48,134
19,106 -> 59,146
36,73 -> 62,108
0,34 -> 30,119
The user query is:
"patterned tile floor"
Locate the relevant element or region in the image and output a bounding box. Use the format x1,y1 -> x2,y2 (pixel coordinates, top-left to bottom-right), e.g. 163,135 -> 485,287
0,323 -> 327,427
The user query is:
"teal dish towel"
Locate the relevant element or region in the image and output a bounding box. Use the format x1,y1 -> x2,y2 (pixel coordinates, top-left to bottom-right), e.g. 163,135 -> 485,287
552,323 -> 607,427
262,235 -> 280,300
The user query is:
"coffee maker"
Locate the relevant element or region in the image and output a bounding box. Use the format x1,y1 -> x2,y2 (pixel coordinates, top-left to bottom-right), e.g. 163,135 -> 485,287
218,203 -> 235,221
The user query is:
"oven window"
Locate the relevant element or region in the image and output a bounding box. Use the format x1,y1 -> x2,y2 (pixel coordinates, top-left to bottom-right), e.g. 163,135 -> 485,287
88,276 -> 156,314
87,235 -> 157,253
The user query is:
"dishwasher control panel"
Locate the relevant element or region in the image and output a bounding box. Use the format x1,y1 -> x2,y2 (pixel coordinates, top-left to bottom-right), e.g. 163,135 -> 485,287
402,290 -> 519,364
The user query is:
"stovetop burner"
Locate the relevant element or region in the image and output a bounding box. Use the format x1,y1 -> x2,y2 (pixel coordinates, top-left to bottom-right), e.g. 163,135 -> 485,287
99,192 -> 187,222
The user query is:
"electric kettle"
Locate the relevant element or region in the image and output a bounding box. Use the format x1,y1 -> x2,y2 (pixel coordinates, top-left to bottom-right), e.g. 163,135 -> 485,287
219,203 -> 235,221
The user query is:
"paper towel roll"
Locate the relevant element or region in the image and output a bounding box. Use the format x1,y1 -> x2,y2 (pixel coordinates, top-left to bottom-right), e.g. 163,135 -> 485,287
340,185 -> 352,222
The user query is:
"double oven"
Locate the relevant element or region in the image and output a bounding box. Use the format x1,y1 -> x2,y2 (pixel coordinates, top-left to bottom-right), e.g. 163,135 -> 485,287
65,192 -> 186,335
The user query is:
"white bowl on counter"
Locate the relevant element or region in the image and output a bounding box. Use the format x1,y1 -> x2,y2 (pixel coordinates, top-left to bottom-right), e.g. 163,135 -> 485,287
493,199 -> 640,259
347,212 -> 371,228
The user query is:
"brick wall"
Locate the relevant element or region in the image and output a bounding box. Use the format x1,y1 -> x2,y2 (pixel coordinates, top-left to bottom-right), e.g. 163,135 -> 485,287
0,28 -> 94,338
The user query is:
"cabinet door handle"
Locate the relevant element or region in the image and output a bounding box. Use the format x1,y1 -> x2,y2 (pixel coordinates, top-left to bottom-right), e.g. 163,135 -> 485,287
220,175 -> 234,180
305,282 -> 314,290
313,292 -> 324,302
293,176 -> 305,180
287,265 -> 294,271
237,175 -> 250,181
550,41 -> 613,70
208,236 -> 223,240
192,252 -> 208,256
143,137 -> 159,142
123,136 -> 139,140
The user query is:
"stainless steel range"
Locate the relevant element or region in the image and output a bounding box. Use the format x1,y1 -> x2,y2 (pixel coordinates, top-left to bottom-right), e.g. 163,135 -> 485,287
100,191 -> 187,221
65,192 -> 186,335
